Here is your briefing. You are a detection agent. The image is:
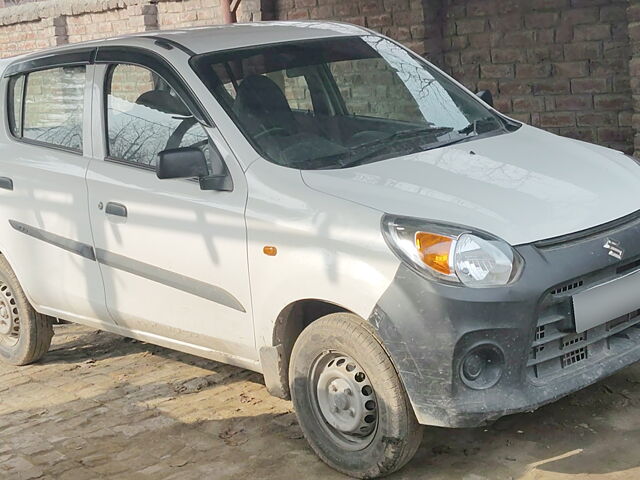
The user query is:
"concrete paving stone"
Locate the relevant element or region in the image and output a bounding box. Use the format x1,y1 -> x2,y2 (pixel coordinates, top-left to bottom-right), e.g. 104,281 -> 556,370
0,455 -> 44,480
30,450 -> 67,467
55,466 -> 96,480
3,324 -> 640,479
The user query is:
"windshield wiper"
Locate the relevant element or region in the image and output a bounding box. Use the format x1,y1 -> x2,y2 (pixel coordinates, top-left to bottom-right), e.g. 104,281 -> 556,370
338,126 -> 453,168
458,117 -> 504,137
354,126 -> 453,151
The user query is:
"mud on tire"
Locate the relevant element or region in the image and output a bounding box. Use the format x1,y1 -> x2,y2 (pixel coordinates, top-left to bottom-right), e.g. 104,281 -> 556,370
289,313 -> 423,478
0,254 -> 53,365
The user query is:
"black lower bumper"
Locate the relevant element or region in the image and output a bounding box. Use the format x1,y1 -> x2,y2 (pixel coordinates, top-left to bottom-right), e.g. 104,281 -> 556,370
369,215 -> 640,428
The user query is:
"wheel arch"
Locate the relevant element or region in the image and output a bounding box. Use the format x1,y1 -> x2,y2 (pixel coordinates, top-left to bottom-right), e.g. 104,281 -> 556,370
259,298 -> 353,399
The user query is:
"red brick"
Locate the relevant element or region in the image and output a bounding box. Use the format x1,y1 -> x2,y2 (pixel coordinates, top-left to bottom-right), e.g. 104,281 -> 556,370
552,61 -> 589,78
499,79 -> 533,95
533,79 -> 570,94
467,0 -> 498,16
628,22 -> 640,42
501,30 -> 535,47
491,47 -> 527,64
619,110 -> 633,128
524,12 -> 559,28
559,127 -> 597,143
629,5 -> 640,23
367,13 -> 392,27
476,80 -> 498,92
527,45 -> 564,63
532,0 -> 569,9
571,77 -> 609,93
571,0 -> 612,6
493,96 -> 512,112
516,63 -> 552,78
600,5 -> 627,22
510,112 -> 532,123
594,94 -> 632,110
334,3 -> 359,16
456,18 -> 486,34
512,95 -> 545,112
598,127 -> 633,144
287,9 -> 310,19
488,13 -> 523,31
560,7 -> 599,24
554,94 -> 593,110
481,63 -> 514,79
539,112 -> 576,127
574,23 -> 611,41
460,48 -> 491,64
564,41 -> 602,60
577,112 -> 617,126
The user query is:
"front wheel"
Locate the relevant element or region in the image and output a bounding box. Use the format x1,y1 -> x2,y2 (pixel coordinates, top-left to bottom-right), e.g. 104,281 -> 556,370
0,254 -> 53,365
289,313 -> 423,478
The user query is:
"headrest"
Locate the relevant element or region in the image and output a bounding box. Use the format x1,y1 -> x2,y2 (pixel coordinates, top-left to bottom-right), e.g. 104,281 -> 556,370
135,90 -> 191,117
234,75 -> 293,117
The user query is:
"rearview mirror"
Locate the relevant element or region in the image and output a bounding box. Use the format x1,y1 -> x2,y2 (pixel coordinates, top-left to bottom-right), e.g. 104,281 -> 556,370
476,90 -> 494,107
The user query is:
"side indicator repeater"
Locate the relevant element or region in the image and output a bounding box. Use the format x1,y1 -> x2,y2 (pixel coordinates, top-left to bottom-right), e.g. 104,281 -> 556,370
263,246 -> 278,256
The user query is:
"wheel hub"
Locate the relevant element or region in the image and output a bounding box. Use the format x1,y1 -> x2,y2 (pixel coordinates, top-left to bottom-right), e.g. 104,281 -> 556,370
0,282 -> 19,340
315,355 -> 377,440
0,301 -> 10,335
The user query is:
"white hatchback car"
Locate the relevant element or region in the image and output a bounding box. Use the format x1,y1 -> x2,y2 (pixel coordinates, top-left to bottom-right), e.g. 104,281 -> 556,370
1,21 -> 640,478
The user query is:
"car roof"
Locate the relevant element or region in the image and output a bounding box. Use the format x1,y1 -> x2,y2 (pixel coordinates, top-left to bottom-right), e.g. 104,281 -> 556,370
6,21 -> 372,63
144,21 -> 372,55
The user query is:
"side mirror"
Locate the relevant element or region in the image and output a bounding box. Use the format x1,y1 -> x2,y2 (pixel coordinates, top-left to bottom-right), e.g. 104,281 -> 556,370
476,90 -> 494,107
157,147 -> 208,179
156,147 -> 233,192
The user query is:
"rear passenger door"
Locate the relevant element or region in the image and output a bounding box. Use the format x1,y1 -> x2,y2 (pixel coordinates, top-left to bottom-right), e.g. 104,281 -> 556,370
86,51 -> 255,361
0,56 -> 110,325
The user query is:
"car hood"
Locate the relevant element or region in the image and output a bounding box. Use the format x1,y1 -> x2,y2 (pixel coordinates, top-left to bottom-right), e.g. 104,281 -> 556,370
301,125 -> 640,245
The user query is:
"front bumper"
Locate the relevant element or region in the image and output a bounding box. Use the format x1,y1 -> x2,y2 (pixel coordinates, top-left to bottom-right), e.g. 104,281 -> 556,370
369,213 -> 640,428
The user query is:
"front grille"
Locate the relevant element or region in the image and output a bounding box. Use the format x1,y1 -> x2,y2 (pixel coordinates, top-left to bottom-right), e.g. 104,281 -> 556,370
528,269 -> 640,381
561,346 -> 587,367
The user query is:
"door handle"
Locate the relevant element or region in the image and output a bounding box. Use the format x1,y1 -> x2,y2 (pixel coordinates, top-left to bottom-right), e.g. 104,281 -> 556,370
0,177 -> 13,191
105,202 -> 127,218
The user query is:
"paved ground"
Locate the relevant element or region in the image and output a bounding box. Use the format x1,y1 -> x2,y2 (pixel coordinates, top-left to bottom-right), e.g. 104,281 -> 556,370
1,324 -> 640,480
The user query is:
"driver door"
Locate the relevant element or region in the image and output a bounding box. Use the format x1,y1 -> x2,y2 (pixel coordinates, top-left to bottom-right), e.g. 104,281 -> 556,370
86,60 -> 256,361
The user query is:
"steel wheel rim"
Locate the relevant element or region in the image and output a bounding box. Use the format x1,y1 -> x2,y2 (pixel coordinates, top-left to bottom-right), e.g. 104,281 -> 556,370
309,352 -> 378,451
0,280 -> 19,346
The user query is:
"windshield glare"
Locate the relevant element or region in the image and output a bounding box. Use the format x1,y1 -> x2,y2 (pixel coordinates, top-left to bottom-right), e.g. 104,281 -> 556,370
192,35 -> 510,170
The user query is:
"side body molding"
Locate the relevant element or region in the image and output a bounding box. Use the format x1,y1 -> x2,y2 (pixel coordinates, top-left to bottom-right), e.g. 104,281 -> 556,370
9,220 -> 244,312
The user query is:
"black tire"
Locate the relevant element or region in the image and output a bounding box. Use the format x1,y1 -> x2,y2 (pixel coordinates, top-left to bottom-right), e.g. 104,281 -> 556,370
289,313 -> 423,478
0,254 -> 53,365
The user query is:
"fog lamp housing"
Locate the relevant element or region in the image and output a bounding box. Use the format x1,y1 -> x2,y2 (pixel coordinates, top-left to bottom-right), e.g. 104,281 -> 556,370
460,344 -> 504,390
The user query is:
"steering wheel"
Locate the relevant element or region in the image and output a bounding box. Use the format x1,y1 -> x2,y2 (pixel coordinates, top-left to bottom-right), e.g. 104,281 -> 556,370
186,139 -> 209,150
254,126 -> 289,140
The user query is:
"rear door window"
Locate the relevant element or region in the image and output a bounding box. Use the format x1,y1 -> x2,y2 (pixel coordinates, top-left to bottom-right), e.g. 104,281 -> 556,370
16,66 -> 86,151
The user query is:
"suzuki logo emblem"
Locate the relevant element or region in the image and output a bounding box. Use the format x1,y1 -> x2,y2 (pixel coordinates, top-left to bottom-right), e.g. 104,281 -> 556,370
603,238 -> 624,260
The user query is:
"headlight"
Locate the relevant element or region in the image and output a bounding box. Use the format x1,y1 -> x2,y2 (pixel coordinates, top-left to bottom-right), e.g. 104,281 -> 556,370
381,215 -> 523,287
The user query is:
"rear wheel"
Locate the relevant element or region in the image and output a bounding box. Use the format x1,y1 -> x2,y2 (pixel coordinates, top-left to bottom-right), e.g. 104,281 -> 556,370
289,313 -> 423,478
0,255 -> 53,365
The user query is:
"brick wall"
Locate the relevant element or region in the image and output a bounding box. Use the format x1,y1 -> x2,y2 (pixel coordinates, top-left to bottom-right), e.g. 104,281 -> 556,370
440,0 -> 633,153
628,0 -> 640,154
0,1 -> 266,57
271,0 -> 635,153
0,0 -> 637,154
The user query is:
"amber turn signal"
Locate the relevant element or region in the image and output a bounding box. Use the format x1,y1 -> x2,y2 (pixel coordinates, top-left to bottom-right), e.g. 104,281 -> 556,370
263,246 -> 278,256
415,232 -> 453,275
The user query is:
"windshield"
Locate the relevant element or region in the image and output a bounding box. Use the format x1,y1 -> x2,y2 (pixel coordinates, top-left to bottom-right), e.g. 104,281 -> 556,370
192,36 -> 515,170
